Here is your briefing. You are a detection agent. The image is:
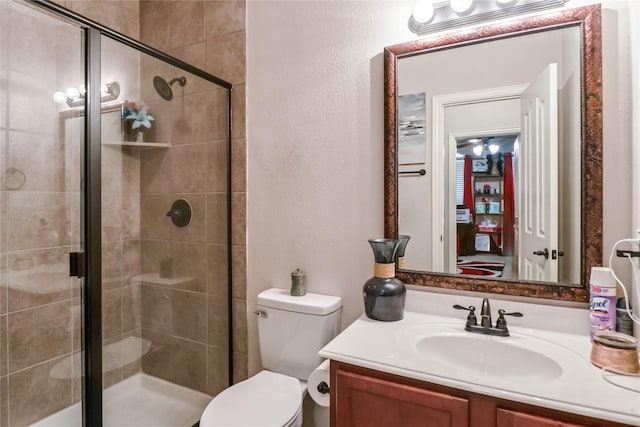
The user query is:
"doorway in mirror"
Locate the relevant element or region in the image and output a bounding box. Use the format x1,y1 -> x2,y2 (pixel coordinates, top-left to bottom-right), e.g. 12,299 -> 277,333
456,134 -> 517,280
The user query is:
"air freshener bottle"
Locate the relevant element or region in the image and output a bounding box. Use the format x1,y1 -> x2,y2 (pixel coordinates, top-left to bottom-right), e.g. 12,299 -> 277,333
589,267 -> 617,341
290,268 -> 306,296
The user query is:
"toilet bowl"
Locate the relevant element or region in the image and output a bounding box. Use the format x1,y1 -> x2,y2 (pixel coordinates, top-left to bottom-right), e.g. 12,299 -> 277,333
199,288 -> 342,427
200,371 -> 305,427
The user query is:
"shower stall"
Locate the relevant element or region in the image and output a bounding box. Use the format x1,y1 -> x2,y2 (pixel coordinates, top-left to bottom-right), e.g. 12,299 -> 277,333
0,1 -> 232,426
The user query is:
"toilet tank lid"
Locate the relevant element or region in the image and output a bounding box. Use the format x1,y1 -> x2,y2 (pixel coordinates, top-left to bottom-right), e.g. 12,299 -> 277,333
257,288 -> 342,315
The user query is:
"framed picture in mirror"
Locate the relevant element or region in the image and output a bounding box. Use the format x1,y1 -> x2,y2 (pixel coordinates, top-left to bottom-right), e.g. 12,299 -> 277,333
472,158 -> 489,173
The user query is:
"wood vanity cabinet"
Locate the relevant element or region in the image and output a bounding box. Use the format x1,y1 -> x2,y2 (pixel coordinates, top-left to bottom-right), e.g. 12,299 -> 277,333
330,361 -> 633,427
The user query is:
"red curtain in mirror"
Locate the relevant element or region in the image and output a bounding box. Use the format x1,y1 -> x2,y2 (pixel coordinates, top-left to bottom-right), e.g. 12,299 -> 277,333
463,155 -> 474,219
503,153 -> 514,256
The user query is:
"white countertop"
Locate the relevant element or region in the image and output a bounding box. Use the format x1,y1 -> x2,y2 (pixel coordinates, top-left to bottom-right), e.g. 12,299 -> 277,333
319,309 -> 640,425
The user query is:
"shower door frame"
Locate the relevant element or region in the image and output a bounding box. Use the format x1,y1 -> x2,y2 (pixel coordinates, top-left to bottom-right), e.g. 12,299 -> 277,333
23,1 -> 234,425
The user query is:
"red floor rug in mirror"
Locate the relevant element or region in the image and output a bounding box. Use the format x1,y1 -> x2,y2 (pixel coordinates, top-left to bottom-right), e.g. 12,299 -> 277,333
456,260 -> 504,277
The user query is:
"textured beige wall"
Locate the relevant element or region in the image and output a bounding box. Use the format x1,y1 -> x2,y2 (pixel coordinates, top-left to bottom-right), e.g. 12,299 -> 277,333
246,0 -> 637,380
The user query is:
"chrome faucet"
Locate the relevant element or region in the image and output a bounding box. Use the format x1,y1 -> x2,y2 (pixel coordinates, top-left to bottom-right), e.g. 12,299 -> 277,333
453,298 -> 523,337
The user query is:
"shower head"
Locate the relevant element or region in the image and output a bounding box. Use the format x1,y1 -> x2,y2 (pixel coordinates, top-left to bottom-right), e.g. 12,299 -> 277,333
153,75 -> 187,101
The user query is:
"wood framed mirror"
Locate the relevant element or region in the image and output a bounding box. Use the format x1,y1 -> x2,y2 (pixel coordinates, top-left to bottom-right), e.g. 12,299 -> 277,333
384,5 -> 602,302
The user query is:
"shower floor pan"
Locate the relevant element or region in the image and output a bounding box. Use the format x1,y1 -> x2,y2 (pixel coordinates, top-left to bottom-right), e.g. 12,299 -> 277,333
31,373 -> 211,427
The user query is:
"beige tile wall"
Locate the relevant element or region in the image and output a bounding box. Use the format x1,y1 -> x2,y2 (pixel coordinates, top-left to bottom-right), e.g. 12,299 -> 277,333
136,56 -> 231,394
0,0 -> 246,423
139,0 -> 248,384
61,0 -> 246,394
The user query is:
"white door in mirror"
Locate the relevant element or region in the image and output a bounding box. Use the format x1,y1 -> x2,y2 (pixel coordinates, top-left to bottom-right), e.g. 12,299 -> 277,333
519,63 -> 559,282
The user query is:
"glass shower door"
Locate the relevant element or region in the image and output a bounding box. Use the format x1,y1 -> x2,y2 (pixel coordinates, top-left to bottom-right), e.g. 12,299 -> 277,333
0,1 -> 85,426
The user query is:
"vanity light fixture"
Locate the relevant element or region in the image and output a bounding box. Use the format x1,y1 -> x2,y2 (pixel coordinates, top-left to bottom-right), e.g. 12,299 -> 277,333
52,81 -> 120,108
412,1 -> 435,24
409,0 -> 569,36
450,0 -> 474,14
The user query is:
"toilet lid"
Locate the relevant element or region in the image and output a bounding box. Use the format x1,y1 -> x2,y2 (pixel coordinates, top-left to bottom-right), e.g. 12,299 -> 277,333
200,370 -> 302,426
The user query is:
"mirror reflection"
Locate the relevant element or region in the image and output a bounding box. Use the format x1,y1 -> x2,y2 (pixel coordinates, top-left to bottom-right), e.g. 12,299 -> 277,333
385,5 -> 603,301
396,25 -> 582,285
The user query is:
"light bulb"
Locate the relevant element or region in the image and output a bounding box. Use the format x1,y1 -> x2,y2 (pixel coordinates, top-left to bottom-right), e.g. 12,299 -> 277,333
473,145 -> 483,156
65,87 -> 80,100
450,0 -> 474,14
52,91 -> 67,104
489,144 -> 499,154
412,1 -> 435,24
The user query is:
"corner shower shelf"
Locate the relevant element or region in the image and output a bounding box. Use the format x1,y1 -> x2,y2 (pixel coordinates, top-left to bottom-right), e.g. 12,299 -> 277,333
103,140 -> 170,148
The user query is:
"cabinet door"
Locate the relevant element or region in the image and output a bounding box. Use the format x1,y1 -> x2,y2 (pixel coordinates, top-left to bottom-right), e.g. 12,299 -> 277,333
497,408 -> 588,427
335,369 -> 469,427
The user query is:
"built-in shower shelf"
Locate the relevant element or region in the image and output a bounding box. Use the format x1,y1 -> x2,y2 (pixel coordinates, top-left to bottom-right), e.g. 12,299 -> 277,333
132,272 -> 194,286
103,140 -> 170,148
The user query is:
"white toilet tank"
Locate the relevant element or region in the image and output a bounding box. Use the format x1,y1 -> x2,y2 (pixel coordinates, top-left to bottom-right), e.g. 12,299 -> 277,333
257,288 -> 342,381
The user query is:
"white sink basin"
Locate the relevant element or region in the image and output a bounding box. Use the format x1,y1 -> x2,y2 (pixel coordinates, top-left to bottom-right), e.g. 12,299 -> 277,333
397,322 -> 582,382
415,334 -> 563,380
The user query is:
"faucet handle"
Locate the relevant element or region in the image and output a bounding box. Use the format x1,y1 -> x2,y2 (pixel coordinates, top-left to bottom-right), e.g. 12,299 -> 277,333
495,309 -> 524,330
453,304 -> 478,327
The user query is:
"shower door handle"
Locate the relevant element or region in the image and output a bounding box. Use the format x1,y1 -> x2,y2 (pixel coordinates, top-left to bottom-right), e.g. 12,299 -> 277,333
69,252 -> 86,278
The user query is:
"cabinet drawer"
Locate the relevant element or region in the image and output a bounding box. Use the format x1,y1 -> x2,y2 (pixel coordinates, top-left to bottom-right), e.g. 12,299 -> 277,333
335,368 -> 469,427
497,408 -> 588,427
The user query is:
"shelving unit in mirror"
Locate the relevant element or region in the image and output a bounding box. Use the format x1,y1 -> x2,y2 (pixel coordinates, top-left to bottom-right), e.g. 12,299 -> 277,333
473,174 -> 503,255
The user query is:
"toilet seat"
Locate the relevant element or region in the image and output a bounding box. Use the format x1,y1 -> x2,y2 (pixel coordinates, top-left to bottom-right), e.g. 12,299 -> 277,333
200,370 -> 302,427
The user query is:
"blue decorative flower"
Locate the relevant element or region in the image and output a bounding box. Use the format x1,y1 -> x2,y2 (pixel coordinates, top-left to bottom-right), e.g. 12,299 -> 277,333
125,105 -> 155,129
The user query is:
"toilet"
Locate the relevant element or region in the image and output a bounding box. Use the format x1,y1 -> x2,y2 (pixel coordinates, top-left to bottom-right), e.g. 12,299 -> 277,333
200,288 -> 342,427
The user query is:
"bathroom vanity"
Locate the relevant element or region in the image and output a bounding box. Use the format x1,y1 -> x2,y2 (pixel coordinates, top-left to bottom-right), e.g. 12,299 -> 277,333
319,309 -> 640,427
330,361 -> 630,427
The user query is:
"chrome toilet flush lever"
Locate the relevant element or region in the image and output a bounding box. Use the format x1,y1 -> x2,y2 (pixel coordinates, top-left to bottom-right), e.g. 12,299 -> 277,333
453,298 -> 523,337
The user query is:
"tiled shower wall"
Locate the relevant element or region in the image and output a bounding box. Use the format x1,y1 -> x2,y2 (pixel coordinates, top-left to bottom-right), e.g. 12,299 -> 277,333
60,0 -> 248,388
137,0 -> 248,383
0,0 -> 247,425
60,0 -> 247,385
0,3 -> 136,426
135,57 -> 231,395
